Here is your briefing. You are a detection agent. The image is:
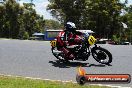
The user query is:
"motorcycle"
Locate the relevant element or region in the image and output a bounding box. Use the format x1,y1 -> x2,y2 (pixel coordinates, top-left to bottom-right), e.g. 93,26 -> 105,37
50,31 -> 112,65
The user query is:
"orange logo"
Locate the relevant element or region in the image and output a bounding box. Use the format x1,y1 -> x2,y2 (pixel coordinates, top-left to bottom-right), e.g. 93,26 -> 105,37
76,67 -> 131,85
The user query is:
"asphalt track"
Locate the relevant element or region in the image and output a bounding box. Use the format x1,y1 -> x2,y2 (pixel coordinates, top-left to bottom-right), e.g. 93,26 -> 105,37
0,39 -> 132,87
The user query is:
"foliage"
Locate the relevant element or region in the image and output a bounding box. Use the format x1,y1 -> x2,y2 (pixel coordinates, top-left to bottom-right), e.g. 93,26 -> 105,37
47,0 -> 127,39
1,0 -> 131,41
120,5 -> 132,42
23,31 -> 29,39
45,19 -> 63,29
112,34 -> 120,43
0,0 -> 45,39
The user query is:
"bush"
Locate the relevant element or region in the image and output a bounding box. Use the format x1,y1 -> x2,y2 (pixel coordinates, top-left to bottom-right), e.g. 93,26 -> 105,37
23,31 -> 29,40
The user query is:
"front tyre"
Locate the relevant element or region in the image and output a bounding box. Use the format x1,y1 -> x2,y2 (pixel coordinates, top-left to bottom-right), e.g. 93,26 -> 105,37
91,47 -> 112,65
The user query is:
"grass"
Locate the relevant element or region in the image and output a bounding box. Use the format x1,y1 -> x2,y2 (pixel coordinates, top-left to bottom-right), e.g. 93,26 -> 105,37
0,75 -> 110,88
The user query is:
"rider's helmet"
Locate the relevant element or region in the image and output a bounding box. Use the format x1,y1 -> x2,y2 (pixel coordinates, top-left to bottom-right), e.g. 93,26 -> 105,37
65,22 -> 76,32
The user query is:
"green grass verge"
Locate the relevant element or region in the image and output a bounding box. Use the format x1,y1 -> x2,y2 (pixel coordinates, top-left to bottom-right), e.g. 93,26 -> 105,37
0,75 -> 110,88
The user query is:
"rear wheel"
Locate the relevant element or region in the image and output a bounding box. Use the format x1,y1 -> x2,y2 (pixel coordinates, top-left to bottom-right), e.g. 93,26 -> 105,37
91,47 -> 112,65
51,47 -> 69,62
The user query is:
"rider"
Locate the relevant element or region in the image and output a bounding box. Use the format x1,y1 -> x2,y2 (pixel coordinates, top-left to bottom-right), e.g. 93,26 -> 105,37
57,21 -> 83,60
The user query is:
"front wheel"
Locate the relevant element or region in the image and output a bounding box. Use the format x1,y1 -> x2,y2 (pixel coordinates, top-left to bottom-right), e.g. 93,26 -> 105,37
91,47 -> 112,65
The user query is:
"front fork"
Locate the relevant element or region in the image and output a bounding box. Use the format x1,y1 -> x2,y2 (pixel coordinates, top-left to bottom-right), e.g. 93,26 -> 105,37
88,44 -> 98,55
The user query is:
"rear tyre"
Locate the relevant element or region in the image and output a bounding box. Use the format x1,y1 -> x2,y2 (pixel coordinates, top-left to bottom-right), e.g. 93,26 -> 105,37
51,47 -> 69,62
91,47 -> 112,65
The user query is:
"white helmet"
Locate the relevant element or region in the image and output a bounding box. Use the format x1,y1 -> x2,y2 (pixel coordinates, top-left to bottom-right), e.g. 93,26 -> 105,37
66,22 -> 76,30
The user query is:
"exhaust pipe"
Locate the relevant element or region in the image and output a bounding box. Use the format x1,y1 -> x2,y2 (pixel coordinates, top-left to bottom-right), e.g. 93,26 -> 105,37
52,50 -> 63,54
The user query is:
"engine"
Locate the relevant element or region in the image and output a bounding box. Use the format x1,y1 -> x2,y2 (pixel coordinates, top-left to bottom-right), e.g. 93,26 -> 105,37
71,45 -> 90,61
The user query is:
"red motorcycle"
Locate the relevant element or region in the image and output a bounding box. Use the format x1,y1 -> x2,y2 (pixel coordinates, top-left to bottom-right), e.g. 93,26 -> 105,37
50,31 -> 112,65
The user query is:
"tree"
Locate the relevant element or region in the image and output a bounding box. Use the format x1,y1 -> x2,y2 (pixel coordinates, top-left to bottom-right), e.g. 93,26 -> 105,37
120,5 -> 132,42
45,19 -> 62,29
0,0 -> 21,38
47,0 -> 85,27
0,2 -> 6,37
85,0 -> 126,38
0,0 -> 45,39
47,0 -> 127,39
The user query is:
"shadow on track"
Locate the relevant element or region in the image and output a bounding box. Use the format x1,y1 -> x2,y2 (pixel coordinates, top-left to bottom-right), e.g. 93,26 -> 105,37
49,60 -> 106,68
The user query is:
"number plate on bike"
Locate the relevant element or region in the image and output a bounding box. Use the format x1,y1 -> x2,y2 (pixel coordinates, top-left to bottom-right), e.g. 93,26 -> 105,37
50,40 -> 57,47
88,35 -> 96,45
